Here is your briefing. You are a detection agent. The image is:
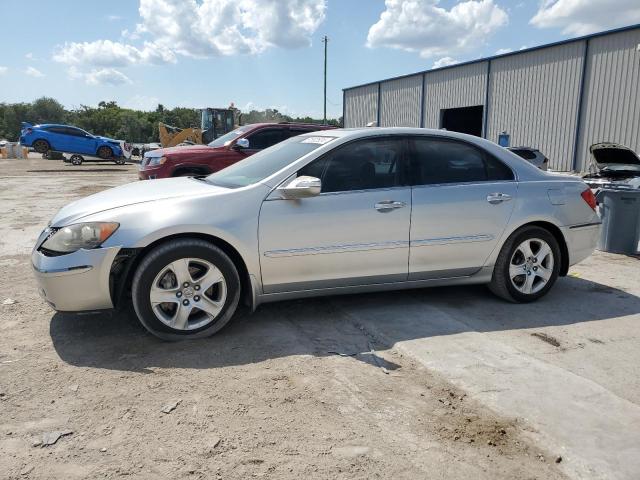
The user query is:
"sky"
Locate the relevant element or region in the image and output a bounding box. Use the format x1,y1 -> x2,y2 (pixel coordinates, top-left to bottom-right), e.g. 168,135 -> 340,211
1,0 -> 639,119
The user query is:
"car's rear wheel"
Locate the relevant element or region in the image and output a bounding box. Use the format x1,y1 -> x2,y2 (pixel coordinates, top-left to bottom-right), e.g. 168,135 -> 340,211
33,139 -> 50,154
489,226 -> 560,303
97,146 -> 113,159
131,238 -> 240,340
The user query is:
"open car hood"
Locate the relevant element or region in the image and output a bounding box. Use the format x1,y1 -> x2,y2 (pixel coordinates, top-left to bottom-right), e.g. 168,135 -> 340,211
589,143 -> 640,171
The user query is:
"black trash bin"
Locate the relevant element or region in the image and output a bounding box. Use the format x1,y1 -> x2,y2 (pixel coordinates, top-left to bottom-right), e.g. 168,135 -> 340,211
596,189 -> 640,254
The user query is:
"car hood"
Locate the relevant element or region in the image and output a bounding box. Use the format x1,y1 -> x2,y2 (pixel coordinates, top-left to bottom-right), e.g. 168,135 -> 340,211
589,143 -> 640,172
147,145 -> 223,157
51,177 -> 225,226
94,135 -> 121,145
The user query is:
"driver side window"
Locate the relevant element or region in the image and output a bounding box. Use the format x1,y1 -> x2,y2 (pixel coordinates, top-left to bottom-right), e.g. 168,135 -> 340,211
299,137 -> 403,193
246,129 -> 284,150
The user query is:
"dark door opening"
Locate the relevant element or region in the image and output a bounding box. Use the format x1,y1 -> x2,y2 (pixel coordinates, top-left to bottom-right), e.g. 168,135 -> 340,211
440,105 -> 484,137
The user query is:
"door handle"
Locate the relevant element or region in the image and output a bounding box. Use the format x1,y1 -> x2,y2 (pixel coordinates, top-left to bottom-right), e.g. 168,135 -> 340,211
486,193 -> 512,204
375,200 -> 406,212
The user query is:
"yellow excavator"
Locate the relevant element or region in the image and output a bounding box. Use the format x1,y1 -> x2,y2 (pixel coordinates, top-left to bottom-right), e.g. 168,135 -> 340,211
158,106 -> 241,148
158,123 -> 202,147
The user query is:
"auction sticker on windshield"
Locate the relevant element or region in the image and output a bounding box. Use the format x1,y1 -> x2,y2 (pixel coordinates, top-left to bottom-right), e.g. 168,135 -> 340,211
301,136 -> 335,145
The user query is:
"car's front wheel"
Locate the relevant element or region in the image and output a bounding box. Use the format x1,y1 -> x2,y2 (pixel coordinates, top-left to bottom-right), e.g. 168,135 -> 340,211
132,239 -> 241,340
489,226 -> 560,303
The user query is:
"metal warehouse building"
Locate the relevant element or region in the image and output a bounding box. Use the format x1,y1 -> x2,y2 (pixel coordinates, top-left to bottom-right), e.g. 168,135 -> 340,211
343,24 -> 640,172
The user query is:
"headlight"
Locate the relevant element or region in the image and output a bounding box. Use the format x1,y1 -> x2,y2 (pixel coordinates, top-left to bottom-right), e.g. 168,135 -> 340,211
41,222 -> 119,254
148,156 -> 167,166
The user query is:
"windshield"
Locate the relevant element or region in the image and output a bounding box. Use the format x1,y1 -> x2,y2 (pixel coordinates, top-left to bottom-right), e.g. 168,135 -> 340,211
206,136 -> 336,188
207,125 -> 252,148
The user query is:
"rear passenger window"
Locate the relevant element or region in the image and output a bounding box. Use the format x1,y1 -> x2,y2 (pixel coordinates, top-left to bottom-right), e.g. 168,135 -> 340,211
409,137 -> 513,185
299,137 -> 402,193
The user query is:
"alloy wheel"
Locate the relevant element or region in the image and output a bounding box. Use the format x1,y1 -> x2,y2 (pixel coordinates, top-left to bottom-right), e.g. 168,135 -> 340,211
509,238 -> 554,295
149,257 -> 227,331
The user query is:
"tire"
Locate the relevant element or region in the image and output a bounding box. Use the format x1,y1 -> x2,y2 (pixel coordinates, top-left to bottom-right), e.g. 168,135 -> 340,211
70,155 -> 83,166
131,238 -> 241,340
97,146 -> 113,159
115,158 -> 126,165
33,139 -> 50,154
488,225 -> 561,303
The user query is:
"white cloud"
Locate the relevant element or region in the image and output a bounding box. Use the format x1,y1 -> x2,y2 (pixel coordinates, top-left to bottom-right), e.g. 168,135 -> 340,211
53,39 -> 175,67
53,0 -> 326,68
433,56 -> 459,68
495,47 -> 512,54
69,66 -> 132,85
124,94 -> 160,111
0,66 -> 8,75
25,66 -> 44,77
366,0 -> 508,58
25,52 -> 34,60
136,0 -> 326,56
86,68 -> 132,86
107,14 -> 122,21
531,0 -> 640,35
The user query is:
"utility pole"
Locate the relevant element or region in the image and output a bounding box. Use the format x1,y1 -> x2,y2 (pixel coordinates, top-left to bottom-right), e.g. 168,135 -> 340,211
322,35 -> 328,124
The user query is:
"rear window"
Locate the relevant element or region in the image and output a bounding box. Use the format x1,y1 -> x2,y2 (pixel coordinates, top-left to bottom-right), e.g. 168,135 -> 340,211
510,149 -> 537,160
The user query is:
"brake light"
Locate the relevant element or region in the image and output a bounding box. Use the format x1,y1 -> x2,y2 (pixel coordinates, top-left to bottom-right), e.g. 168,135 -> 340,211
581,188 -> 597,211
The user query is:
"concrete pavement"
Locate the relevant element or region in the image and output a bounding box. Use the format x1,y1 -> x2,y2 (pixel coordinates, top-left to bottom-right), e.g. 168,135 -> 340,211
332,251 -> 640,479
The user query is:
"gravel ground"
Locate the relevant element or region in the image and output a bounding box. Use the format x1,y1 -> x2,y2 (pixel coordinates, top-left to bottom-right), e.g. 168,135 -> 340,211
1,157 -> 572,479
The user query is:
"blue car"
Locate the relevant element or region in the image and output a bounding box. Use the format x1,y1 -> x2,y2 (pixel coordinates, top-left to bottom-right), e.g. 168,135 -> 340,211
20,123 -> 123,160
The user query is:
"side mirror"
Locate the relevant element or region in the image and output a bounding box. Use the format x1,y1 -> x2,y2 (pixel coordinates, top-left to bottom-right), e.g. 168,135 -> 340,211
279,176 -> 321,199
233,138 -> 250,150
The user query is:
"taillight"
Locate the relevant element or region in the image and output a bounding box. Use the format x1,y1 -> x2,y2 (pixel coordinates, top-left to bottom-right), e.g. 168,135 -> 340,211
581,188 -> 597,211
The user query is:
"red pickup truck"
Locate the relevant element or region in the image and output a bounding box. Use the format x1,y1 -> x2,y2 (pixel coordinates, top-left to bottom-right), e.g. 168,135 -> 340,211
139,122 -> 335,180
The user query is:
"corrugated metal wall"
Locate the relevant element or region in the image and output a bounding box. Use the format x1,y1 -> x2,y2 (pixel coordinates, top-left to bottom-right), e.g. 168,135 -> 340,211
423,62 -> 488,129
342,26 -> 639,172
344,84 -> 378,128
379,75 -> 422,127
575,29 -> 640,172
486,42 -> 585,171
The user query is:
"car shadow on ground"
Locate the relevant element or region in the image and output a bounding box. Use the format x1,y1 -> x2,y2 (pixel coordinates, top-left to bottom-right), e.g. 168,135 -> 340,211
50,275 -> 640,374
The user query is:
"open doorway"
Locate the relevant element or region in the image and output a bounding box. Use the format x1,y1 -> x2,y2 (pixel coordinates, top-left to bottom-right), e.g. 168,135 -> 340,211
440,105 -> 484,137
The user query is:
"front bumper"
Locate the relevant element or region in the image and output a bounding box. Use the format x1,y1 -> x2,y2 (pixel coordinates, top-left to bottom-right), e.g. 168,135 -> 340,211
138,165 -> 164,180
32,246 -> 120,312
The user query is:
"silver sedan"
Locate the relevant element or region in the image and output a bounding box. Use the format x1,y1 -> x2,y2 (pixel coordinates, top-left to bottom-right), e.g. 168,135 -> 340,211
32,128 -> 601,339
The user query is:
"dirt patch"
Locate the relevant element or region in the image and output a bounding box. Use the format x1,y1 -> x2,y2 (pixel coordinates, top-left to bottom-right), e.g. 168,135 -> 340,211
73,185 -> 113,197
531,332 -> 561,347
